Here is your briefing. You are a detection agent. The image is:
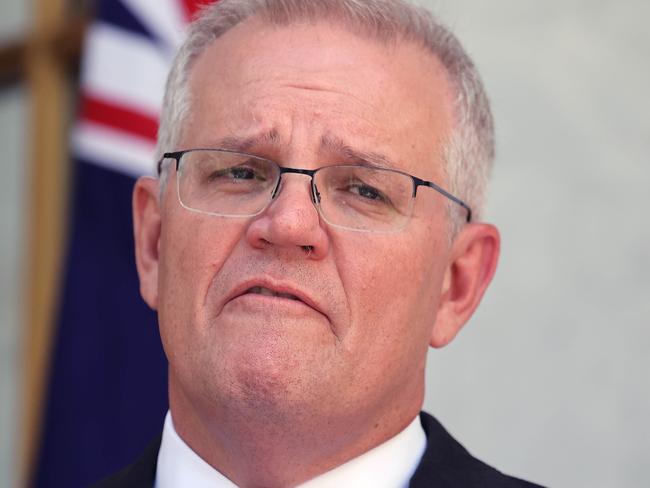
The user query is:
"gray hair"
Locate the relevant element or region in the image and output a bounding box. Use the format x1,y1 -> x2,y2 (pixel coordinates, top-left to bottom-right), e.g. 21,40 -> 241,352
156,0 -> 494,228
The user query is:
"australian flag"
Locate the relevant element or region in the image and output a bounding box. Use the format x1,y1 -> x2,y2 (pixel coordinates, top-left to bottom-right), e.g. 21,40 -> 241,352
34,1 -> 209,486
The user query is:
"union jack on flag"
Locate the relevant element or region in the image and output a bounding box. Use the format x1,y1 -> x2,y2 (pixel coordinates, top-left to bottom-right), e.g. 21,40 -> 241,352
75,0 -> 205,175
35,1 -> 211,487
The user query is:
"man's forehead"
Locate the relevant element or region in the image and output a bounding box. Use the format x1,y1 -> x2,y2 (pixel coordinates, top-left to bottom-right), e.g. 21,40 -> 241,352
184,16 -> 455,178
204,130 -> 400,169
190,15 -> 450,90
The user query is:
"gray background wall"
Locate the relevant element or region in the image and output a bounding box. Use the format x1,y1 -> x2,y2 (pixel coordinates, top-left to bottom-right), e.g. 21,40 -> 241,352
1,4 -> 29,488
0,85 -> 27,488
1,1 -> 648,487
422,1 -> 650,487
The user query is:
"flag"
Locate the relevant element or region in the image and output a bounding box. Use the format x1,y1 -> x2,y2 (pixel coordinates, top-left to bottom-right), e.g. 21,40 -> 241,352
34,1 -> 209,486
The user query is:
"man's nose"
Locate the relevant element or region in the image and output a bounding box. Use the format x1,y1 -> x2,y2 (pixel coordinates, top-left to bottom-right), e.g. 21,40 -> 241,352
245,176 -> 329,259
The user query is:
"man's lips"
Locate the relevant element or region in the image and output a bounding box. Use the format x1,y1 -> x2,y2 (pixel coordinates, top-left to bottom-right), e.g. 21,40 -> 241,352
246,286 -> 300,300
225,279 -> 328,318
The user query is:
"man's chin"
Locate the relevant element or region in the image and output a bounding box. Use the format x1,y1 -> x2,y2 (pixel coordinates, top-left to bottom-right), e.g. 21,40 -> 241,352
240,352 -> 345,415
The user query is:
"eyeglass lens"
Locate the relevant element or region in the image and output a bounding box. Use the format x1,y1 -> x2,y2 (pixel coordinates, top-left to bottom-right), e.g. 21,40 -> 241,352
175,149 -> 417,232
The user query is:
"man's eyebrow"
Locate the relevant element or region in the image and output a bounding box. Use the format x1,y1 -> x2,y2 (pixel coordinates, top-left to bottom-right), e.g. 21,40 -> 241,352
210,129 -> 280,152
320,134 -> 397,169
206,131 -> 396,168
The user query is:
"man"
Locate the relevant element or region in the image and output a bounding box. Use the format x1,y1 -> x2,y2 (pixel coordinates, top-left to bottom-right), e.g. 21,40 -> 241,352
97,0 -> 542,486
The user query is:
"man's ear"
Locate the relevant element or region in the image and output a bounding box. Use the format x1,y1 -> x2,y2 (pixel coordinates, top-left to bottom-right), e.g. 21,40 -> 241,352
430,223 -> 500,348
133,176 -> 161,310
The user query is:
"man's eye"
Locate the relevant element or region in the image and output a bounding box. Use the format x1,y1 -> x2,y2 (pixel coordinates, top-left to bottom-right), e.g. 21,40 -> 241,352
212,166 -> 260,181
348,184 -> 388,203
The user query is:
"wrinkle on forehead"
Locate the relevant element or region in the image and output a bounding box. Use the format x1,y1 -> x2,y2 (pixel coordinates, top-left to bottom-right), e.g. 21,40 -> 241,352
201,129 -> 399,171
283,83 -> 343,93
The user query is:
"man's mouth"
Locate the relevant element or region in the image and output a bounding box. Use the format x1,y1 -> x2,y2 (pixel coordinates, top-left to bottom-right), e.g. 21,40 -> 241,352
225,280 -> 328,319
246,286 -> 301,301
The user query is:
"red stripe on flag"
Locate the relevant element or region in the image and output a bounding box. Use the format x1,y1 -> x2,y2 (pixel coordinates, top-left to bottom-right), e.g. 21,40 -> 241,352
80,95 -> 159,142
181,0 -> 215,21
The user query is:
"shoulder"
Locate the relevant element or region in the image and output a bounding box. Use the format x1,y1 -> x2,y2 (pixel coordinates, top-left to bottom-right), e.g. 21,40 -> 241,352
409,412 -> 545,488
90,436 -> 161,488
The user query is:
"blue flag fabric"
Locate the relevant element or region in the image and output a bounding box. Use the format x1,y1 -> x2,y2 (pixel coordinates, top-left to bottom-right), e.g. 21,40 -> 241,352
34,162 -> 168,488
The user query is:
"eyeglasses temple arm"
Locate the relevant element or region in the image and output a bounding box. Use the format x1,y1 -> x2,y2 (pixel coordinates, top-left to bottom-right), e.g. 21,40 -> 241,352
415,178 -> 472,223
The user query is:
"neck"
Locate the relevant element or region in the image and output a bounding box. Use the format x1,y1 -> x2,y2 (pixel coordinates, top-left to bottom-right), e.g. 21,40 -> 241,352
168,375 -> 423,487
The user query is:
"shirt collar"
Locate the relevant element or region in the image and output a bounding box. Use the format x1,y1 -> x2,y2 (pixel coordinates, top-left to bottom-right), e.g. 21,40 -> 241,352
155,411 -> 426,488
155,412 -> 236,488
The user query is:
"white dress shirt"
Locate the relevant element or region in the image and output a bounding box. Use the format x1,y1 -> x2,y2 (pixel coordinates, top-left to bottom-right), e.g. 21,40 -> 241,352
155,411 -> 427,488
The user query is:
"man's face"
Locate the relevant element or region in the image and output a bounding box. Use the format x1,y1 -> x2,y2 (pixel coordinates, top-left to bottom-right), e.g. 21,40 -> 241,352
146,18 -> 463,425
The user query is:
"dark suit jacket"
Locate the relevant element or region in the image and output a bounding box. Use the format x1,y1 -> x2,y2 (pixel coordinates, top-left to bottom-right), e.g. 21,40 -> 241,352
92,412 -> 545,487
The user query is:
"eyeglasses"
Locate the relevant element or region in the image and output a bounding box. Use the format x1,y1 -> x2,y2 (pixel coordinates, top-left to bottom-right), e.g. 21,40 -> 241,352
159,148 -> 471,233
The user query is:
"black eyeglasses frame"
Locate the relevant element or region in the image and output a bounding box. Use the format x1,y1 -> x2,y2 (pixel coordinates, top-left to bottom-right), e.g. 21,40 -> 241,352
159,148 -> 472,223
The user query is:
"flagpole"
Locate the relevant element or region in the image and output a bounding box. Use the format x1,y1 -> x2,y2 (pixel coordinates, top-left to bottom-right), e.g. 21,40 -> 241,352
20,0 -> 70,484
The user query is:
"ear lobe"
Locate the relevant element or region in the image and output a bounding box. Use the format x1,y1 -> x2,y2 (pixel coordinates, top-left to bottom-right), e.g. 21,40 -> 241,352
133,176 -> 162,310
430,223 -> 500,348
